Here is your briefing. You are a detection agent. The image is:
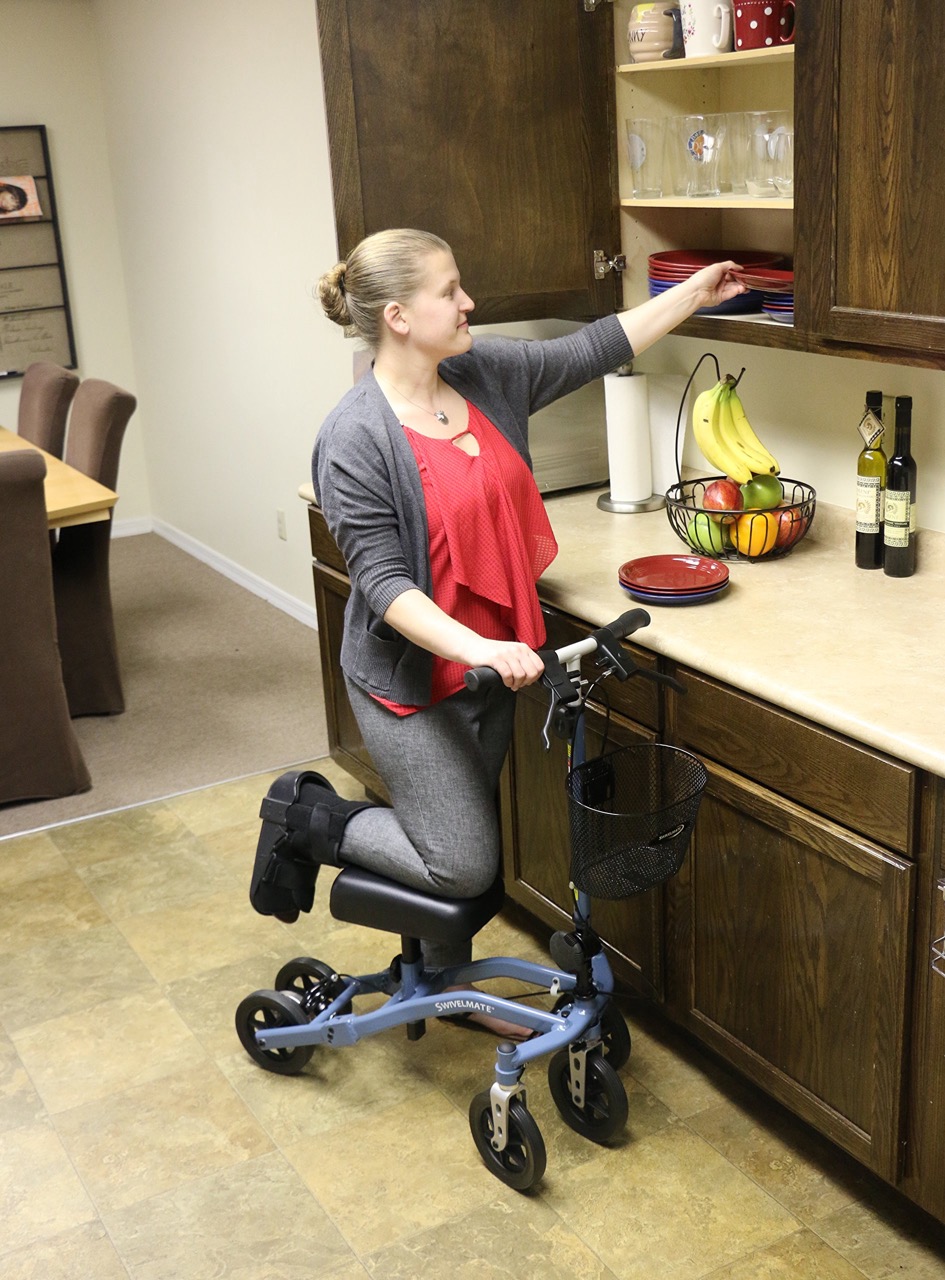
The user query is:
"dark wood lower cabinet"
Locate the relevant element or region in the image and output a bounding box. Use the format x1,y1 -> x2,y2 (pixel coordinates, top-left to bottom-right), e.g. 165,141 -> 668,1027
673,759 -> 913,1181
305,502 -> 945,1221
311,561 -> 389,803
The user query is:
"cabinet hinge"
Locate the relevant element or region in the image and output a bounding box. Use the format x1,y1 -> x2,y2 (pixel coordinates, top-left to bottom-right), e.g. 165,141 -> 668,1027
583,0 -> 614,10
593,250 -> 627,280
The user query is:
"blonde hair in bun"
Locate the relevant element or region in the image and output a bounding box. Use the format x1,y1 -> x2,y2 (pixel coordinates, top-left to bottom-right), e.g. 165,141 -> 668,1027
317,262 -> 351,329
317,228 -> 451,349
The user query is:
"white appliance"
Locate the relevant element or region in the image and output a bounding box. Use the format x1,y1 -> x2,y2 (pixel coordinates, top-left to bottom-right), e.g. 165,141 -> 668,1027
529,375 -> 610,495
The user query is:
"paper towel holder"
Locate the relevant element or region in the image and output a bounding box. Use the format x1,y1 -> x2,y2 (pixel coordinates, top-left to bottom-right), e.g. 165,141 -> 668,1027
597,491 -> 666,514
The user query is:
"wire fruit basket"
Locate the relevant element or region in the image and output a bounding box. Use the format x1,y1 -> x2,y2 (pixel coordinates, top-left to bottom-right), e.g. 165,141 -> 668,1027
665,476 -> 816,562
567,744 -> 707,899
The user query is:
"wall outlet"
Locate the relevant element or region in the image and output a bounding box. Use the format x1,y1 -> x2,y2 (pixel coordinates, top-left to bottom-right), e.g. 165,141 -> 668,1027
276,509 -> 287,541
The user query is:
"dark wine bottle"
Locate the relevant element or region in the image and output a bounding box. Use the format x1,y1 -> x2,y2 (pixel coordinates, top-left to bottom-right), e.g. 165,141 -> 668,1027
855,389 -> 886,569
883,395 -> 917,578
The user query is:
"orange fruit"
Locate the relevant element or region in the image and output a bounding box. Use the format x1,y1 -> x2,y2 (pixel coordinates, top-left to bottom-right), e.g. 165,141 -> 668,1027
733,510 -> 779,557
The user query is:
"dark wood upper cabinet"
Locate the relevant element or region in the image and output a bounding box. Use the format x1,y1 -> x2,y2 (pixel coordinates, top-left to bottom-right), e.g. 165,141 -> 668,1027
798,0 -> 945,363
315,0 -> 622,324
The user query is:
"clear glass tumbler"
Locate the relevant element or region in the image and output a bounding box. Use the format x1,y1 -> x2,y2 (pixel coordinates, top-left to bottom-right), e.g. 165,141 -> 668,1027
625,118 -> 664,198
745,110 -> 792,198
772,127 -> 794,197
674,113 -> 727,198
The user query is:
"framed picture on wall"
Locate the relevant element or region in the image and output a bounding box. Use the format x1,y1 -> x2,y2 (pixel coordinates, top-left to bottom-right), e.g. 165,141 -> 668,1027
0,125 -> 77,376
0,176 -> 43,219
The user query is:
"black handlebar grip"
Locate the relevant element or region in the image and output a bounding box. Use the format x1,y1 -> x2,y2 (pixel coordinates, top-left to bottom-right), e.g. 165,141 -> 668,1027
464,666 -> 503,693
610,608 -> 651,639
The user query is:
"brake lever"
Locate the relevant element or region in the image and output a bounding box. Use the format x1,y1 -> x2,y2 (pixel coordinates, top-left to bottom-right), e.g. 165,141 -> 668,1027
639,667 -> 687,695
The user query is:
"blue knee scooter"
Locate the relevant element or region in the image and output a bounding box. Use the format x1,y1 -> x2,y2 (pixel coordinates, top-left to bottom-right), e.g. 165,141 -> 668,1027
236,609 -> 706,1190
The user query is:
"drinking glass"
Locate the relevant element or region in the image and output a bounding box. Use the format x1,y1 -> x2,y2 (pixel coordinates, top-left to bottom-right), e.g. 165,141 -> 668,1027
625,118 -> 664,198
772,127 -> 794,197
722,111 -> 749,194
673,113 -> 727,198
744,110 -> 792,198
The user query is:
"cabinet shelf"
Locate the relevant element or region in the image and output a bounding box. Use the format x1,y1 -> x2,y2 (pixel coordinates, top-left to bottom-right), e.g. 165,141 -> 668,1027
675,312 -> 805,351
621,196 -> 793,211
617,46 -> 794,75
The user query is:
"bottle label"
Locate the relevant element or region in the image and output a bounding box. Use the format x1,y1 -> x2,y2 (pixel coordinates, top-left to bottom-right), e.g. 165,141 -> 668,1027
855,475 -> 882,533
884,489 -> 911,547
857,409 -> 884,448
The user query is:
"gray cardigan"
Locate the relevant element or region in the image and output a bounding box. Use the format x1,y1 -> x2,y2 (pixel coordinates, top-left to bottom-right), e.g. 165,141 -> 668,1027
312,313 -> 633,705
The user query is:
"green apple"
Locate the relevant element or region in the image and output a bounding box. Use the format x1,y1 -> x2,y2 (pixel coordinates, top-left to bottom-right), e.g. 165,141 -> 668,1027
686,512 -> 726,554
740,473 -> 783,510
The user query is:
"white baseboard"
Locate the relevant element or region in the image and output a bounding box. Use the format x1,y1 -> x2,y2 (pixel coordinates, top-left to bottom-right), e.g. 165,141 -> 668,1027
115,516 -> 318,630
112,515 -> 154,539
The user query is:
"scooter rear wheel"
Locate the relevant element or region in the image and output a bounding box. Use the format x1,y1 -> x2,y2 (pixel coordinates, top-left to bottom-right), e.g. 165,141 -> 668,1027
235,989 -> 314,1075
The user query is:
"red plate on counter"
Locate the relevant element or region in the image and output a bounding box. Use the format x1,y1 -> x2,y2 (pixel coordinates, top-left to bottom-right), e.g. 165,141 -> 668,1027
618,554 -> 729,593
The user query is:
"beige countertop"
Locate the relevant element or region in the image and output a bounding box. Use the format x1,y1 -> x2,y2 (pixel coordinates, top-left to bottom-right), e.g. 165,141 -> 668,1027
300,479 -> 942,776
539,487 -> 944,777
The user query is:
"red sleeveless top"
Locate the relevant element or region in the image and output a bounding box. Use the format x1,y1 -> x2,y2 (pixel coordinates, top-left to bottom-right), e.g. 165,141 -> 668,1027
376,401 -> 557,715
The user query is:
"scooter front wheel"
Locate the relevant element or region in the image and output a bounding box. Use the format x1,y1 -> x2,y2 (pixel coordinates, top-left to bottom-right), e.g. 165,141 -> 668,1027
552,996 -> 632,1071
468,1091 -> 546,1191
548,1049 -> 628,1143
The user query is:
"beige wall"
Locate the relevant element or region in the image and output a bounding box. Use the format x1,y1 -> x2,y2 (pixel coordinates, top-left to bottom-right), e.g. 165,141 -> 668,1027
90,0 -> 350,613
2,0 -> 944,624
0,0 -> 147,516
2,0 -> 355,617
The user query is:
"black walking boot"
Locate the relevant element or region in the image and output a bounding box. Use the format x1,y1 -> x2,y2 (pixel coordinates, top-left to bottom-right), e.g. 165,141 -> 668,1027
249,769 -> 374,921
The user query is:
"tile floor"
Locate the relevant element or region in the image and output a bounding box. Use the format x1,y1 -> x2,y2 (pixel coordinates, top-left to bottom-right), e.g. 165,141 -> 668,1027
3,759 -> 945,1278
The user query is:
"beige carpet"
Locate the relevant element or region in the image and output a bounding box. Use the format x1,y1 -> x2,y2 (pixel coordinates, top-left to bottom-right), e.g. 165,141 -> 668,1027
0,533 -> 328,839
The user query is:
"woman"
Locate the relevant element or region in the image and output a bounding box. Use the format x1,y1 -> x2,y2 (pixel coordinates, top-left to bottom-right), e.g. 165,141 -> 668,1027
303,229 -> 742,1035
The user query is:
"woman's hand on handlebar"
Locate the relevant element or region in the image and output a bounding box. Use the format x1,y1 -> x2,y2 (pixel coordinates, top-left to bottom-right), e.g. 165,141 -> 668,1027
381,591 -> 543,690
466,638 -> 544,691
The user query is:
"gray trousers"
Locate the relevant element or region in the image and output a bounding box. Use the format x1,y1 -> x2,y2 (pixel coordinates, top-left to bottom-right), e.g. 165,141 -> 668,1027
340,675 -> 517,966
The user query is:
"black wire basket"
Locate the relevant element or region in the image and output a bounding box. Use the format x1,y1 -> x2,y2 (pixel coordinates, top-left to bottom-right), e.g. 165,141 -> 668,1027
665,476 -> 816,561
566,744 -> 707,900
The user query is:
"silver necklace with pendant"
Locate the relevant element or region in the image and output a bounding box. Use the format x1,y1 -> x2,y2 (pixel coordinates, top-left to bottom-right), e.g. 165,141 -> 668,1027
377,373 -> 449,426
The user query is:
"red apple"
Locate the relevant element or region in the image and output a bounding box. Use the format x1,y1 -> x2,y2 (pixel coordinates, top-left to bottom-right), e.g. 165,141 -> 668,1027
703,478 -> 744,523
775,504 -> 806,548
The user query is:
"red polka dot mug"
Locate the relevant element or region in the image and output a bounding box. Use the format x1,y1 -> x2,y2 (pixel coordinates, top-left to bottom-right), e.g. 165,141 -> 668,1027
733,0 -> 795,50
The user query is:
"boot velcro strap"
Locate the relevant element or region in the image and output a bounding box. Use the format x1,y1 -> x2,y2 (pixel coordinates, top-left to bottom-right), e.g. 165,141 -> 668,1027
259,795 -> 295,826
285,800 -> 348,860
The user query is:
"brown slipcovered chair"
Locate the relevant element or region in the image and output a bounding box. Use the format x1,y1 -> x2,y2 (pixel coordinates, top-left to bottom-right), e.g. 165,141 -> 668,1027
0,451 -> 90,804
17,361 -> 80,458
52,378 -> 137,717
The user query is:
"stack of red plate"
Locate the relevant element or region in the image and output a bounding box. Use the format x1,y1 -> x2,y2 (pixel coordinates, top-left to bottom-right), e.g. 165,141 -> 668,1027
648,250 -> 783,316
618,554 -> 729,606
731,265 -> 794,326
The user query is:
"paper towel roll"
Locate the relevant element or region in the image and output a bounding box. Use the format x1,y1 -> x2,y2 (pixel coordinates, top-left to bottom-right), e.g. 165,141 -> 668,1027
603,372 -> 652,503
646,374 -> 688,496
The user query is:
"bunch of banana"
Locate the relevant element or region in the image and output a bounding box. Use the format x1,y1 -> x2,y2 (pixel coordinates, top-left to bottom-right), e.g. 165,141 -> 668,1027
691,376 -> 779,484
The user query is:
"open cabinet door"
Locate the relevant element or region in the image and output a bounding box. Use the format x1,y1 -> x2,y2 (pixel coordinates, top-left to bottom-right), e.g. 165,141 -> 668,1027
316,0 -> 621,324
798,0 -> 945,361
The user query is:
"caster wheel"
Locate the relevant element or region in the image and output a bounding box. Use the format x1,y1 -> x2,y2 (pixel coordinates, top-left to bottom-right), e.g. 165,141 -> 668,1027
235,989 -> 314,1075
548,1048 -> 628,1143
275,956 -> 336,994
553,996 -> 632,1071
275,957 -> 352,1016
469,1091 -> 546,1191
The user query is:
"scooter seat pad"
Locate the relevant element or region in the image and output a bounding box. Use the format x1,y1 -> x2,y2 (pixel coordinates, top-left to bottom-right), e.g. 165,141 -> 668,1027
329,866 -> 504,943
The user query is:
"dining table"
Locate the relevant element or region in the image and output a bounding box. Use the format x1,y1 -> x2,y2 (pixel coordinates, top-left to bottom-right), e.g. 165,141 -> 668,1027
0,424 -> 117,527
